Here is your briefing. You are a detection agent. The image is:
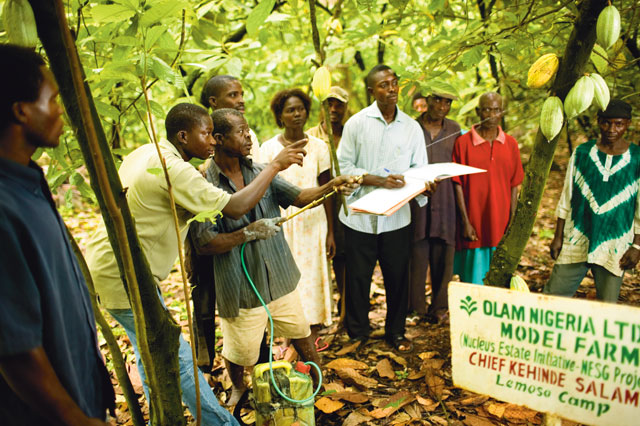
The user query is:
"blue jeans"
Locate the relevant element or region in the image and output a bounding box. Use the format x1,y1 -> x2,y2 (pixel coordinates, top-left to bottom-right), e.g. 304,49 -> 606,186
108,307 -> 238,426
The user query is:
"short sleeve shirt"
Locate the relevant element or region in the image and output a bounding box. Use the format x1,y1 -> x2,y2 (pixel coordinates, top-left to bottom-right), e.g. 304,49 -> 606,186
452,125 -> 524,249
0,158 -> 113,423
189,158 -> 302,318
86,140 -> 231,309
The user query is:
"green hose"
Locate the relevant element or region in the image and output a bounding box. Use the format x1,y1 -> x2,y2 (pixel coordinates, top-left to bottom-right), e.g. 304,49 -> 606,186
240,241 -> 323,404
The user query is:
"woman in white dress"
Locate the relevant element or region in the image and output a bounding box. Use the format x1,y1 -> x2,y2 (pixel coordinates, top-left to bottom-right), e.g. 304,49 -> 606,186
258,89 -> 335,351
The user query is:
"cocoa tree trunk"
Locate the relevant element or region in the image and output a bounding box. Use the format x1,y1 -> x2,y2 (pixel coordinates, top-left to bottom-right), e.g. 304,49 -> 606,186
29,0 -> 185,424
484,0 -> 608,287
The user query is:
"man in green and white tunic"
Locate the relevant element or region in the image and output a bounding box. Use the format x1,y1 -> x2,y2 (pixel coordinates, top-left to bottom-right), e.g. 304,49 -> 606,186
545,100 -> 640,302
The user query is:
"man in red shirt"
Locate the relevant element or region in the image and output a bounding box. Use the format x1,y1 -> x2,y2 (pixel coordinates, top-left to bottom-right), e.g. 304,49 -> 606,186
451,92 -> 523,284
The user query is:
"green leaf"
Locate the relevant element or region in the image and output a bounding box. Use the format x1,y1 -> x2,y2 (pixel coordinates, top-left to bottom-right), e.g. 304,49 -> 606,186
150,56 -> 176,83
225,57 -> 243,77
384,395 -> 407,408
425,80 -> 459,98
112,148 -> 135,157
459,93 -> 482,116
48,170 -> 71,191
95,100 -> 121,122
148,100 -> 165,119
246,0 -> 276,37
428,0 -> 446,12
140,0 -> 187,27
355,0 -> 376,12
146,168 -> 164,176
91,4 -> 136,24
389,0 -> 410,12
460,46 -> 484,69
70,172 -> 96,203
32,148 -> 44,161
187,209 -> 221,225
145,26 -> 167,51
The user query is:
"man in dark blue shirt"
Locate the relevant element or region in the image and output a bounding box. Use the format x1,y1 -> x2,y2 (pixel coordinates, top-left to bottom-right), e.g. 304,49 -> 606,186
0,44 -> 114,425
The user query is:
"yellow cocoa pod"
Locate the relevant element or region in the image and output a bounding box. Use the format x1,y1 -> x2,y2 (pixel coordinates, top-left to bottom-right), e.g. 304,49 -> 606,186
526,53 -> 559,88
589,73 -> 610,111
564,76 -> 594,119
539,96 -> 564,142
311,66 -> 331,101
510,275 -> 530,293
2,0 -> 38,48
596,5 -> 620,50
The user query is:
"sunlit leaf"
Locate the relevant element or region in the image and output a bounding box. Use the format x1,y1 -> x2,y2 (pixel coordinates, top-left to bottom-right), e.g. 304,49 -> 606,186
246,0 -> 276,37
139,0 -> 187,27
91,4 -> 136,24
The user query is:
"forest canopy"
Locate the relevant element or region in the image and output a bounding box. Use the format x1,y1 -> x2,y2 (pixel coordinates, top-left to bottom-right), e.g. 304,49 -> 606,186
1,0 -> 638,204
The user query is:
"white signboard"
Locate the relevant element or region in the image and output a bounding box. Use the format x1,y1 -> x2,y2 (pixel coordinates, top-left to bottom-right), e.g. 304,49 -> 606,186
449,282 -> 640,426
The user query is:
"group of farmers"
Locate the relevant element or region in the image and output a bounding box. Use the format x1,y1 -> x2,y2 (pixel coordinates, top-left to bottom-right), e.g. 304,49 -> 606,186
1,43 -> 638,425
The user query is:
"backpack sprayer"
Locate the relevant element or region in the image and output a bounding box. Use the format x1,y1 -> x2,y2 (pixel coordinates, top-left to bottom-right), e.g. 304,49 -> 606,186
240,238 -> 322,425
238,176 -> 364,425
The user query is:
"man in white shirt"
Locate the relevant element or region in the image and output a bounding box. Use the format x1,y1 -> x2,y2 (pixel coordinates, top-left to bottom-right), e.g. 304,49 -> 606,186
337,65 -> 435,353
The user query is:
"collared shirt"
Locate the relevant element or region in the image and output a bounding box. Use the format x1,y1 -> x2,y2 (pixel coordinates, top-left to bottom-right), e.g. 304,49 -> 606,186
337,102 -> 428,234
0,157 -> 113,423
86,139 -> 231,309
412,116 -> 461,245
452,125 -> 524,249
189,158 -> 302,318
555,140 -> 640,276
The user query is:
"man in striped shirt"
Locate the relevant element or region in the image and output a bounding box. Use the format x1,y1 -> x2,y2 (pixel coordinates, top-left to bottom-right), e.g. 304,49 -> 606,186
190,108 -> 359,405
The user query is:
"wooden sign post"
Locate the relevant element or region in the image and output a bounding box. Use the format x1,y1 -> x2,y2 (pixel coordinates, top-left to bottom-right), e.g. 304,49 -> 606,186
449,282 -> 640,426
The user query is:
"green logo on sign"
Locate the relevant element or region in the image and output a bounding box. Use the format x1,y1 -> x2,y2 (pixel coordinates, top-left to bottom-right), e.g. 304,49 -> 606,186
460,296 -> 477,316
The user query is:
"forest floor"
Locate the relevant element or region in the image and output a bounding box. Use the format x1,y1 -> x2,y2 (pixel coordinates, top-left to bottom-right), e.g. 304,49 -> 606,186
64,141 -> 640,426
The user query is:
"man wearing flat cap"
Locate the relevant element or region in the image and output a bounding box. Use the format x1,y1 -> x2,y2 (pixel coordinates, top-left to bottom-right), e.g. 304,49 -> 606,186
409,92 -> 461,323
545,100 -> 640,302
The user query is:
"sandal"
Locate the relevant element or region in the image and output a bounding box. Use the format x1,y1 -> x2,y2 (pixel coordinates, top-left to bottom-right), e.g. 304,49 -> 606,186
386,335 -> 414,354
315,336 -> 329,352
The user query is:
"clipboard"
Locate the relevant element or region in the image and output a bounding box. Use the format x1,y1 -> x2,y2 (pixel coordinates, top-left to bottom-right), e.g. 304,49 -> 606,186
349,163 -> 486,216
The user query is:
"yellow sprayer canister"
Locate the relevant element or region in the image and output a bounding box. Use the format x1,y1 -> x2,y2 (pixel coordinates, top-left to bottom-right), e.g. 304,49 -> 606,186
251,361 -> 315,426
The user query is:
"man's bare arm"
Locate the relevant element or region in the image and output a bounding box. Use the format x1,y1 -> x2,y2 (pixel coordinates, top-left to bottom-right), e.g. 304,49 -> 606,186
454,183 -> 477,241
293,175 -> 360,207
0,347 -> 111,426
550,218 -> 565,260
195,219 -> 282,255
620,234 -> 640,270
509,185 -> 520,222
362,174 -> 405,189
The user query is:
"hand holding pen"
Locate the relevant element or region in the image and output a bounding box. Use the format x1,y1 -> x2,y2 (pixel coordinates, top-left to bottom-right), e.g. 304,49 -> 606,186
360,167 -> 405,189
